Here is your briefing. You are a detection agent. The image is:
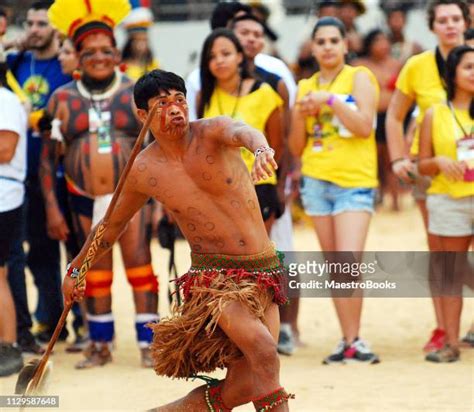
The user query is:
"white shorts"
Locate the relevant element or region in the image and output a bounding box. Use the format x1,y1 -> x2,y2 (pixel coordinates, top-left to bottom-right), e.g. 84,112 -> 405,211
92,194 -> 113,226
427,194 -> 474,237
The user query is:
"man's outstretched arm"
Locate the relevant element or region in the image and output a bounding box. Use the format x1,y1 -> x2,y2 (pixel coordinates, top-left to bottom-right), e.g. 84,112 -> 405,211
210,116 -> 278,182
63,167 -> 149,304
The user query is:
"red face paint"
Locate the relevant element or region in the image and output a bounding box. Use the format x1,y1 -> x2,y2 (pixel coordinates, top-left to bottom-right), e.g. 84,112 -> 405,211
157,99 -> 188,133
159,103 -> 168,132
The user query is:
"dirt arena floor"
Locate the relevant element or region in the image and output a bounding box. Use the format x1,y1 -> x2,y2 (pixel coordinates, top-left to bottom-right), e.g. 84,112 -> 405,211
1,196 -> 473,411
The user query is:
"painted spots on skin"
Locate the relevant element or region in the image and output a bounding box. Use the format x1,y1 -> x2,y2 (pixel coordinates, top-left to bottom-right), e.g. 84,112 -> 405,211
205,222 -> 215,231
206,155 -> 215,164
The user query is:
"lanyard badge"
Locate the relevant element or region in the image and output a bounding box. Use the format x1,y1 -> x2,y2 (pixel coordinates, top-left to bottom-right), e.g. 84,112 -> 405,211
89,101 -> 112,154
456,135 -> 474,182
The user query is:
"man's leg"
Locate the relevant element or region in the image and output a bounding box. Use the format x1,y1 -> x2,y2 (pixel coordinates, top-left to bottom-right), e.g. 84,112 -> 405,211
6,203 -> 34,345
79,252 -> 115,368
0,265 -> 17,343
155,301 -> 290,411
218,301 -> 289,411
69,202 -> 114,368
0,207 -> 24,376
119,206 -> 159,367
26,182 -> 63,336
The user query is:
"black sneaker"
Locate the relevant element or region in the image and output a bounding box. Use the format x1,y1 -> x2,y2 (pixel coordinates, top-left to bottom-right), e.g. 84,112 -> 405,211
344,338 -> 380,364
0,343 -> 24,377
323,339 -> 347,364
17,335 -> 45,355
36,325 -> 68,344
462,330 -> 474,347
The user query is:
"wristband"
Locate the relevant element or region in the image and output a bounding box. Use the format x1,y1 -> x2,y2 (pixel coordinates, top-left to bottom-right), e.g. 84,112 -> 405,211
66,263 -> 80,279
390,158 -> 408,167
254,146 -> 275,158
326,94 -> 336,107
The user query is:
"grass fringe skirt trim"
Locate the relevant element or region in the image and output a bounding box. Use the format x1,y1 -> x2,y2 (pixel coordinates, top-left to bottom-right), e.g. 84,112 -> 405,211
148,245 -> 287,379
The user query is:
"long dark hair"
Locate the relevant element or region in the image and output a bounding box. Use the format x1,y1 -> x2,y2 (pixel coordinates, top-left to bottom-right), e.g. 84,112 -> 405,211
122,35 -> 153,65
446,45 -> 474,118
198,28 -> 250,118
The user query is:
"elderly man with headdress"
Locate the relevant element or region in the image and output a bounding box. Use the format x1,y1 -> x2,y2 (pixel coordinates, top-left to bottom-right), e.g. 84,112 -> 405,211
40,0 -> 159,369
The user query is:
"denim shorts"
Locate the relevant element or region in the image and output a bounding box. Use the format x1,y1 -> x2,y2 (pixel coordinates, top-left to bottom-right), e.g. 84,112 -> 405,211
300,176 -> 375,216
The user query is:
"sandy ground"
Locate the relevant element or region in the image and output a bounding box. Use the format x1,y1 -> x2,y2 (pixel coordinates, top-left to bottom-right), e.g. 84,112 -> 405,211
1,197 -> 473,411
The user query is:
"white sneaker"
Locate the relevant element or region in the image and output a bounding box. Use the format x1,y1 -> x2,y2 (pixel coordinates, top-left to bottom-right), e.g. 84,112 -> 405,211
277,324 -> 295,356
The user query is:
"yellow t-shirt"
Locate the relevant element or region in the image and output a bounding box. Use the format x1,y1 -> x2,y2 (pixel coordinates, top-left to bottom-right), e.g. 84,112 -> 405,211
297,65 -> 378,188
396,50 -> 446,155
428,103 -> 474,198
125,58 -> 160,82
204,82 -> 282,185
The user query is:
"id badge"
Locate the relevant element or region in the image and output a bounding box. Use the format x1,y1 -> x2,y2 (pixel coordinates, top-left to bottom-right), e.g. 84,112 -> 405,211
88,107 -> 100,133
456,135 -> 474,182
89,108 -> 112,154
312,122 -> 323,139
312,139 -> 323,153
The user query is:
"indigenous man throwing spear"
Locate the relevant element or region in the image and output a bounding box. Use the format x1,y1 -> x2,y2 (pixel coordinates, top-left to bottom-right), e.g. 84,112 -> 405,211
64,68 -> 293,411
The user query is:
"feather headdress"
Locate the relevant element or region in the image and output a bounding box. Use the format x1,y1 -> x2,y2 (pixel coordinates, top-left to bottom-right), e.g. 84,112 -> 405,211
48,0 -> 131,47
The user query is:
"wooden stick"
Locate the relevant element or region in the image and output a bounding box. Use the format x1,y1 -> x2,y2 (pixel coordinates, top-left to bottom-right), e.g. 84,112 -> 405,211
24,101 -> 159,393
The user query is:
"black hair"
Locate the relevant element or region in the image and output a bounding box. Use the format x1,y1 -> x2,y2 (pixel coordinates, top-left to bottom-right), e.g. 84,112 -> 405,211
198,28 -> 251,118
446,45 -> 474,118
134,69 -> 187,110
311,16 -> 346,39
29,1 -> 53,11
316,0 -> 340,11
230,13 -> 264,30
122,36 -> 153,65
230,12 -> 277,40
465,28 -> 474,41
362,29 -> 385,57
384,4 -> 408,17
427,0 -> 470,30
210,2 -> 252,30
73,22 -> 116,51
0,8 -> 7,18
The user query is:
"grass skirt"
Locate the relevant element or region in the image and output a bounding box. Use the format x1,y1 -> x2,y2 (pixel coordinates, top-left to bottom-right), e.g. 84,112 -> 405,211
148,244 -> 287,379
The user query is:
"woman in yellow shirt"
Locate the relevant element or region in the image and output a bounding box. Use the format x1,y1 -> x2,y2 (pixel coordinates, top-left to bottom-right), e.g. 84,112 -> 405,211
197,28 -> 284,233
289,17 -> 379,364
386,0 -> 470,352
419,45 -> 474,363
122,30 -> 159,82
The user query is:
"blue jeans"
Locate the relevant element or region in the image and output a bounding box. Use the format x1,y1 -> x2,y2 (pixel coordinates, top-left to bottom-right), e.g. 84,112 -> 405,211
7,176 -> 63,338
300,176 -> 375,216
